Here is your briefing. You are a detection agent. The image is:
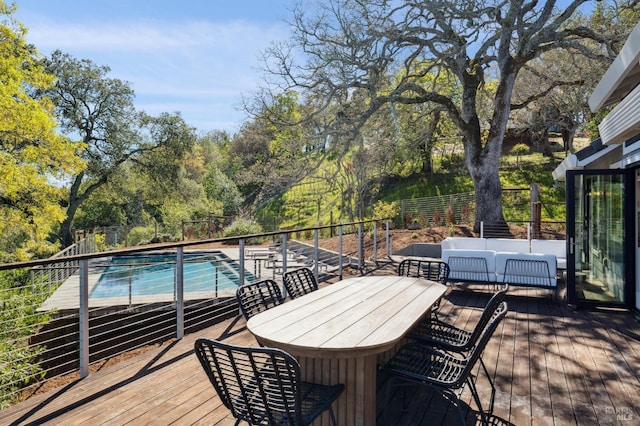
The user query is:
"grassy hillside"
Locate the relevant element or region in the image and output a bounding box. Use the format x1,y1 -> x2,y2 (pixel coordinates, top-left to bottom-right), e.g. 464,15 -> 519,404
257,139 -> 576,230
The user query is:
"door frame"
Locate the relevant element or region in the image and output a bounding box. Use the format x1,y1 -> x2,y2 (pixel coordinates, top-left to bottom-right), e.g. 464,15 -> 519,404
565,168 -> 636,309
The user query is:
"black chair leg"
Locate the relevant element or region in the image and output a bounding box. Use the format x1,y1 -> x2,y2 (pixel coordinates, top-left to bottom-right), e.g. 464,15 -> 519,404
329,406 -> 338,426
467,376 -> 489,425
478,357 -> 496,412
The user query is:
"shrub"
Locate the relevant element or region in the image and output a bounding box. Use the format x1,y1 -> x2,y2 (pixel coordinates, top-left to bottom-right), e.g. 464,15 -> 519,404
431,211 -> 443,227
445,205 -> 456,225
372,200 -> 399,223
404,213 -> 413,228
511,143 -> 529,167
223,219 -> 264,244
127,226 -> 155,246
460,203 -> 474,224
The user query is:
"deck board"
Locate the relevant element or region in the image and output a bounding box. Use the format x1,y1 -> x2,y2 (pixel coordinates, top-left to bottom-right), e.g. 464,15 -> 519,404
1,280 -> 639,426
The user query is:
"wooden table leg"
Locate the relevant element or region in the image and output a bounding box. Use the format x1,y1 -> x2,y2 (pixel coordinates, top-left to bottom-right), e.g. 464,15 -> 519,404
298,355 -> 377,426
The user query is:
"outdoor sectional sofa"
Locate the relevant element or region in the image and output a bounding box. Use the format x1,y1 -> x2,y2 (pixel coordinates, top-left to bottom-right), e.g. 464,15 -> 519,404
440,237 -> 566,290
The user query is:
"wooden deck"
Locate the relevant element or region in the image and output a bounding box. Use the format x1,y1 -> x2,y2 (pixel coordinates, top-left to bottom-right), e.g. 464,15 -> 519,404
1,280 -> 639,425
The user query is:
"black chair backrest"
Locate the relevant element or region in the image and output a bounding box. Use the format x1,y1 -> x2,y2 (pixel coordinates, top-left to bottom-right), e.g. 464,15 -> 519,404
236,279 -> 285,320
283,267 -> 318,299
194,338 -> 304,425
458,284 -> 508,352
455,300 -> 508,387
397,259 -> 450,285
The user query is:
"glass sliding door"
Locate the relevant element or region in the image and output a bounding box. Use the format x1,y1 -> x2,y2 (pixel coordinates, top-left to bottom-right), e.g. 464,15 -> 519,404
566,170 -> 634,307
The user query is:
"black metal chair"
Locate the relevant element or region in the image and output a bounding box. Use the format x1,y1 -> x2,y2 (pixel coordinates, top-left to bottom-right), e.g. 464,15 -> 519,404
282,267 -> 318,299
382,301 -> 508,425
406,283 -> 508,395
236,279 -> 285,320
407,283 -> 508,350
397,259 -> 450,285
398,259 -> 450,318
194,338 -> 345,426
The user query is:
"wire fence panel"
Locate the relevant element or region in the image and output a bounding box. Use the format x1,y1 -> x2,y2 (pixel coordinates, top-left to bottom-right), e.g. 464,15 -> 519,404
400,189 -> 534,229
401,192 -> 477,228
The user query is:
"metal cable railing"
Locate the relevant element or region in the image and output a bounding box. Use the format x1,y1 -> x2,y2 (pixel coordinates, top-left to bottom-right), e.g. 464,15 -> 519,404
0,220 -> 390,410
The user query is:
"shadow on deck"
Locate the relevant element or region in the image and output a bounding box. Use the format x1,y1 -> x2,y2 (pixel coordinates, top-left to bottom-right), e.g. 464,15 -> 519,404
1,278 -> 639,425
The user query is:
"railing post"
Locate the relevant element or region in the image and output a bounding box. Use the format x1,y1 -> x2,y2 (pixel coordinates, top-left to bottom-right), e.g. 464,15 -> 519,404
176,247 -> 184,340
373,221 -> 378,264
313,228 -> 319,283
480,221 -> 484,238
128,266 -> 133,308
358,222 -> 364,272
338,225 -> 343,281
79,259 -> 89,378
385,220 -> 391,257
239,238 -> 246,287
281,233 -> 288,294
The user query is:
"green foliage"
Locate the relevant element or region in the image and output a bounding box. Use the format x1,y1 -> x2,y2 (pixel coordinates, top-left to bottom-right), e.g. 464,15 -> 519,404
256,146 -> 567,229
0,269 -> 51,408
159,202 -> 195,238
372,200 -> 399,222
511,143 -> 529,167
94,233 -> 107,251
74,199 -> 127,229
511,143 -> 529,155
127,226 -> 156,246
43,51 -> 197,246
203,166 -> 243,217
0,3 -> 83,261
223,219 -> 264,239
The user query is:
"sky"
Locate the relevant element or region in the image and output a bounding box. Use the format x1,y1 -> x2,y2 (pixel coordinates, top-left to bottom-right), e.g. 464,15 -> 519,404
13,0 -> 294,135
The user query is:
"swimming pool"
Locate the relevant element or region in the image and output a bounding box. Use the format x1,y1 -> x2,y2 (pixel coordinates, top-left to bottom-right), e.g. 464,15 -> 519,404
90,251 -> 252,299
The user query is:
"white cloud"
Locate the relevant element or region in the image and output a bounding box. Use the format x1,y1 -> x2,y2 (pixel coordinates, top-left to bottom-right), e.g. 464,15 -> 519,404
23,15 -> 289,133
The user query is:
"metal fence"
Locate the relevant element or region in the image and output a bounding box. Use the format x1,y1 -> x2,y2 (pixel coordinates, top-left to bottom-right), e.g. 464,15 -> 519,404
400,188 -> 535,228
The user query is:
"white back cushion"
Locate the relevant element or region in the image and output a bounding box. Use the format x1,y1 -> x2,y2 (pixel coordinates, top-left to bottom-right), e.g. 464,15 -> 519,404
485,238 -> 530,253
441,237 -> 487,250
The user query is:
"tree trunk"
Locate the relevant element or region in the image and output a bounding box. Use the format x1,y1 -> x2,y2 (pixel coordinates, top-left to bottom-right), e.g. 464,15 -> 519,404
462,97 -> 509,236
562,127 -> 576,154
460,62 -> 514,236
59,170 -> 104,248
470,165 -> 508,235
60,190 -> 82,247
421,110 -> 440,175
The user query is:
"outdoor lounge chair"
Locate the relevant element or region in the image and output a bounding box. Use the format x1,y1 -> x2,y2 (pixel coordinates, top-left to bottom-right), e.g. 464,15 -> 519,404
236,279 -> 285,320
382,301 -> 508,425
194,338 -> 345,426
283,267 -> 318,299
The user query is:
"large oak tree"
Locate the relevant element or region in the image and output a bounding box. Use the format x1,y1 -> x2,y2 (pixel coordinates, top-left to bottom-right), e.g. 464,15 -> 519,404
43,51 -> 196,246
262,0 -> 627,232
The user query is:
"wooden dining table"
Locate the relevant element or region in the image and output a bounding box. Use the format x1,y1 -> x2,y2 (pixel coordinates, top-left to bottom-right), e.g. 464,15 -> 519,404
246,275 -> 447,426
